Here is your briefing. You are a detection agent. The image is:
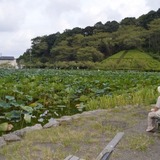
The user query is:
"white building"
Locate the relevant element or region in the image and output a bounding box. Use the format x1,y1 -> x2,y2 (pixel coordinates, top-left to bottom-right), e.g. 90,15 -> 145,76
0,56 -> 18,68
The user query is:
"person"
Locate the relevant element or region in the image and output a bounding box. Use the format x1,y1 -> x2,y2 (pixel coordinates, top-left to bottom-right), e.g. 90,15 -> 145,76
146,86 -> 160,132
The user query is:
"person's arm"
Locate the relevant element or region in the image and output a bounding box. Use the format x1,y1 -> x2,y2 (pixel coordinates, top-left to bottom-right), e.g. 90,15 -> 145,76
151,96 -> 160,112
151,107 -> 159,112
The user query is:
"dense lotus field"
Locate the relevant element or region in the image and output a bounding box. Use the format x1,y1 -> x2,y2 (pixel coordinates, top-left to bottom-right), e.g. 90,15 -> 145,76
0,69 -> 160,134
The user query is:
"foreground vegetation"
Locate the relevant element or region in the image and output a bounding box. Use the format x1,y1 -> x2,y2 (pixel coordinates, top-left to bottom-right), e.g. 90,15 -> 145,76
0,105 -> 156,160
0,69 -> 160,135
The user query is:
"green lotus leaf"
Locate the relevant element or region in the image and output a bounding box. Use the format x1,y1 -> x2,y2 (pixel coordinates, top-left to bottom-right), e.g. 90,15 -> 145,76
0,122 -> 8,131
10,101 -> 20,107
34,103 -> 44,109
25,95 -> 33,101
29,102 -> 38,107
5,110 -> 21,120
24,114 -> 32,123
0,101 -> 11,109
0,116 -> 5,119
20,106 -> 33,113
0,122 -> 13,131
5,95 -> 15,101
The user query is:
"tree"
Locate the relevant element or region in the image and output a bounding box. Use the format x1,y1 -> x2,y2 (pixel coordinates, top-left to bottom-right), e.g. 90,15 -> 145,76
120,17 -> 136,26
94,21 -> 104,29
147,18 -> 160,53
82,26 -> 94,36
113,25 -> 146,50
137,10 -> 157,29
51,45 -> 76,61
104,21 -> 119,32
77,47 -> 104,62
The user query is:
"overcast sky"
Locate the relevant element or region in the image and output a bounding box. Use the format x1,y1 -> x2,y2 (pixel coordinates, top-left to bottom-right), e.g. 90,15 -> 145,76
0,0 -> 159,58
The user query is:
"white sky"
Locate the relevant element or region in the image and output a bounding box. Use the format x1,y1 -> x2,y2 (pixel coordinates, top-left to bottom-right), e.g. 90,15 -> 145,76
0,0 -> 159,58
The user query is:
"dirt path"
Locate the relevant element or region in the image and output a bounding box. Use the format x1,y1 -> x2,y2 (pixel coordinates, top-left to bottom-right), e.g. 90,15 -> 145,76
109,106 -> 160,160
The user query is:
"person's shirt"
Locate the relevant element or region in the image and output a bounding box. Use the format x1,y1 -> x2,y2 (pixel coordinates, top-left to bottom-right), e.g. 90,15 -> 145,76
156,96 -> 160,109
156,96 -> 160,117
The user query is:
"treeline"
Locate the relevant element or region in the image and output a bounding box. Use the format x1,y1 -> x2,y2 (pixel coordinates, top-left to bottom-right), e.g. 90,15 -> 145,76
17,8 -> 160,69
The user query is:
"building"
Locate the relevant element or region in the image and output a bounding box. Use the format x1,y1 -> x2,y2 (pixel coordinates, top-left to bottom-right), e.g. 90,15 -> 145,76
0,56 -> 17,68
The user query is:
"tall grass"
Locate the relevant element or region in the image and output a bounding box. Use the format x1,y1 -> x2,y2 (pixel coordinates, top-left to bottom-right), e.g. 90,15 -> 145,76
86,87 -> 157,110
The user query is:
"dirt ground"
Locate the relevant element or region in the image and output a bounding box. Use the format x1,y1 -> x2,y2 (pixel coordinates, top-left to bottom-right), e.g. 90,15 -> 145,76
0,105 -> 160,160
109,105 -> 160,160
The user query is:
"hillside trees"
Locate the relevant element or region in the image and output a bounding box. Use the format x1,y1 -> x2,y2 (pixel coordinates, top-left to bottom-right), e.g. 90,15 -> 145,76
17,8 -> 160,68
137,10 -> 159,29
144,18 -> 160,60
113,25 -> 146,50
120,17 -> 136,26
77,47 -> 104,62
104,20 -> 119,32
147,18 -> 160,53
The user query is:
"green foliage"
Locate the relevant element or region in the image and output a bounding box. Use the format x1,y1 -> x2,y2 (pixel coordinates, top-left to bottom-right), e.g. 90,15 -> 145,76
17,8 -> 160,69
77,47 -> 104,62
0,69 -> 160,135
120,17 -> 136,26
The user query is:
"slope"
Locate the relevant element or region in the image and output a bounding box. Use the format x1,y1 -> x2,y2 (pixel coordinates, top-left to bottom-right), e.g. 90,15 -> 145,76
102,50 -> 160,71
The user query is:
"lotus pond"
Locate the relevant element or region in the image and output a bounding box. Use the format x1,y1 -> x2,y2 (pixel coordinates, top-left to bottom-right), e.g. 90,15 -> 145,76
0,69 -> 160,135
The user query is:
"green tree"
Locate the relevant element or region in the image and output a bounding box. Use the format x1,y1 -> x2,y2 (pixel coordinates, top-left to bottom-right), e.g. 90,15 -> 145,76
113,25 -> 146,50
120,17 -> 136,26
147,18 -> 160,53
104,21 -> 119,32
77,47 -> 104,62
137,10 -> 157,29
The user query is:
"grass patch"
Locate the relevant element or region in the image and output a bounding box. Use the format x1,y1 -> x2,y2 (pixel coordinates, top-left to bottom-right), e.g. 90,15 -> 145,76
102,49 -> 160,70
86,86 -> 157,110
124,134 -> 155,151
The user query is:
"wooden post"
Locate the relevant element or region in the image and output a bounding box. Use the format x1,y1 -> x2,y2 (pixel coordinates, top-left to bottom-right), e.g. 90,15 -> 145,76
64,132 -> 124,160
96,132 -> 124,160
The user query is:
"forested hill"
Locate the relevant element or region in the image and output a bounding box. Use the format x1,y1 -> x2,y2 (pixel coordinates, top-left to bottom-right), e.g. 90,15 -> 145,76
17,8 -> 160,70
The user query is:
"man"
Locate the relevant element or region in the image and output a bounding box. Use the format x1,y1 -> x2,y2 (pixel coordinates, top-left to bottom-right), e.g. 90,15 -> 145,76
146,86 -> 160,132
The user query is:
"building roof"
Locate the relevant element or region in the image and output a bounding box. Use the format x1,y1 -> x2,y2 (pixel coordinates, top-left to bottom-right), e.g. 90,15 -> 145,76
0,56 -> 15,60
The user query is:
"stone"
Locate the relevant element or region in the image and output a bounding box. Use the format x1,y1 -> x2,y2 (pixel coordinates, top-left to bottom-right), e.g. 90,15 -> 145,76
71,114 -> 81,119
43,118 -> 59,128
3,133 -> 21,142
56,116 -> 73,124
13,124 -> 43,137
0,137 -> 6,148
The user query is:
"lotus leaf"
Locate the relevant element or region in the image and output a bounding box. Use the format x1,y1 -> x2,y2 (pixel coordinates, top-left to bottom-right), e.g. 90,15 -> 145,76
0,101 -> 11,109
29,102 -> 38,107
0,122 -> 12,131
24,114 -> 32,123
25,95 -> 33,101
5,111 -> 21,120
5,95 -> 15,101
20,106 -> 33,113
